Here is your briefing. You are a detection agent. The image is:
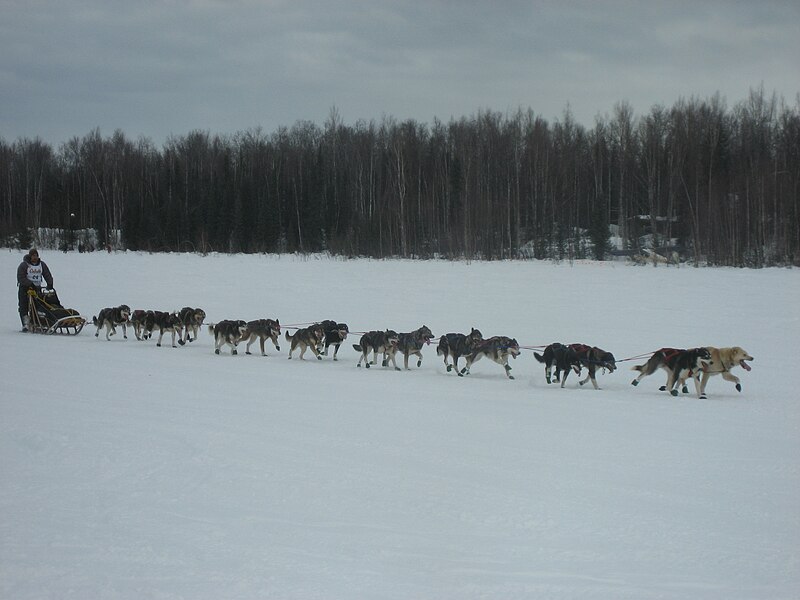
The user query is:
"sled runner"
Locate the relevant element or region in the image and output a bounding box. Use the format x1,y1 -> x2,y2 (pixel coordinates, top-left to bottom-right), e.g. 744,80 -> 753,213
26,288 -> 86,335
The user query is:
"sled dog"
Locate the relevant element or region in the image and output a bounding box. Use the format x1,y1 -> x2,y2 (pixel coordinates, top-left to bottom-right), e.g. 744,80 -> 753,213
92,304 -> 131,341
568,344 -> 617,390
285,323 -> 325,360
437,328 -> 483,373
320,320 -> 349,360
242,318 -> 281,356
209,319 -> 248,355
534,342 -> 582,386
678,346 -> 753,399
178,307 -> 206,344
459,336 -> 521,380
393,325 -> 435,370
144,310 -> 184,348
130,309 -> 155,340
354,329 -> 400,369
631,347 -> 713,398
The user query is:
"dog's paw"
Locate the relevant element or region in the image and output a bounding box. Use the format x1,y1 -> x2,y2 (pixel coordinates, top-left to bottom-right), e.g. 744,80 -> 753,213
232,350 -> 237,355
681,386 -> 689,394
736,383 -> 742,392
670,389 -> 678,396
333,357 -> 338,361
417,360 -> 422,367
446,365 -> 452,372
246,351 -> 252,355
215,349 -> 220,355
157,343 -> 162,347
178,340 -> 186,346
276,346 -> 281,351
508,375 -> 515,380
317,355 -> 322,361
365,363 -> 370,369
579,380 -> 586,386
658,385 -> 666,391
700,394 -> 708,399
394,367 -> 401,371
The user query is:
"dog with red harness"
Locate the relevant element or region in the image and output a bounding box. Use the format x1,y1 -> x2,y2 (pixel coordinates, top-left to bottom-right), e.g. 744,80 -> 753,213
569,343 -> 617,389
631,347 -> 713,398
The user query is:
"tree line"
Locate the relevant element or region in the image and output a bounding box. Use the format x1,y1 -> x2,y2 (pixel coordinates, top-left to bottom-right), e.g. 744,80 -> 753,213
1,88 -> 798,266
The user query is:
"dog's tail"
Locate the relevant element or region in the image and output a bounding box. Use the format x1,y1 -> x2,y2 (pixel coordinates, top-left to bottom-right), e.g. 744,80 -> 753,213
92,315 -> 99,326
631,355 -> 659,375
207,323 -> 217,336
436,338 -> 448,356
352,344 -> 363,352
533,352 -> 546,363
285,330 -> 293,341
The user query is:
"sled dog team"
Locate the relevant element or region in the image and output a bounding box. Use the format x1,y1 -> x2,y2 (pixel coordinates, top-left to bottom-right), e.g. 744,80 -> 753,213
91,304 -> 753,399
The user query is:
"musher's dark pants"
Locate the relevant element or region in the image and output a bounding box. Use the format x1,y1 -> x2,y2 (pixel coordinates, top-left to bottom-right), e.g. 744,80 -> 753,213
18,285 -> 30,325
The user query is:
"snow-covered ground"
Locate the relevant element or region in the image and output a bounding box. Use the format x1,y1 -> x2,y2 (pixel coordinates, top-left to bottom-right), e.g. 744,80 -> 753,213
2,250 -> 798,599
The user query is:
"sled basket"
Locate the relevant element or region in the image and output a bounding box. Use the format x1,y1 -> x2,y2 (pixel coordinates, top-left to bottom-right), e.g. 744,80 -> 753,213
27,288 -> 86,335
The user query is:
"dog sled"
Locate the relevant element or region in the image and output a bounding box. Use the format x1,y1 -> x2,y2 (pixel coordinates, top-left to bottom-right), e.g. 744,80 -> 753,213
26,288 -> 86,335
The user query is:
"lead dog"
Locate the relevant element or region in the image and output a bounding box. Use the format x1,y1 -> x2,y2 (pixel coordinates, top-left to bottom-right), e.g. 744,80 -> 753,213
534,342 -> 582,386
631,347 -> 713,398
569,343 -> 617,390
92,304 -> 131,341
178,307 -> 206,345
459,336 -> 521,380
285,323 -> 325,360
677,346 -> 753,399
437,328 -> 483,373
242,318 -> 281,356
393,325 -> 435,370
209,319 -> 248,355
320,320 -> 349,361
354,329 -> 400,369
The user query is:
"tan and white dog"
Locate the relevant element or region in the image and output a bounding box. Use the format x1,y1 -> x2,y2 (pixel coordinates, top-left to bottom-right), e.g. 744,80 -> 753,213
698,346 -> 753,399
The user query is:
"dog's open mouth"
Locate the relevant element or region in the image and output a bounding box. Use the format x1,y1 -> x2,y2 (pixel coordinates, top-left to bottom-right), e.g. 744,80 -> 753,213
740,360 -> 752,371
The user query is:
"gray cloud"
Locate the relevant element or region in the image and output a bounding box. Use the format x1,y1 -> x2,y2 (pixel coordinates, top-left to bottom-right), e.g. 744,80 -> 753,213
1,0 -> 798,145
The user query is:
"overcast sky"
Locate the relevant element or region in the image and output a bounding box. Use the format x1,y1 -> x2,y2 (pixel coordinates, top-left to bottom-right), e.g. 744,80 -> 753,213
2,0 -> 798,146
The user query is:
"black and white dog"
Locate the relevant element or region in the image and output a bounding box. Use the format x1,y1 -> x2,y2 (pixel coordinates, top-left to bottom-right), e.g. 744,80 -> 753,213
459,336 -> 521,380
178,306 -> 206,345
354,330 -> 400,369
394,325 -> 435,370
436,328 -> 483,374
631,347 -> 713,397
320,320 -> 349,361
92,304 -> 131,341
569,343 -> 617,390
209,319 -> 249,355
534,342 -> 582,386
242,318 -> 281,356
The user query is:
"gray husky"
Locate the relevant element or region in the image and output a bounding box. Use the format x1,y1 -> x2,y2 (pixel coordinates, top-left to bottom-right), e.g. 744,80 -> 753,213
459,336 -> 521,380
353,330 -> 400,369
242,318 -> 281,356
